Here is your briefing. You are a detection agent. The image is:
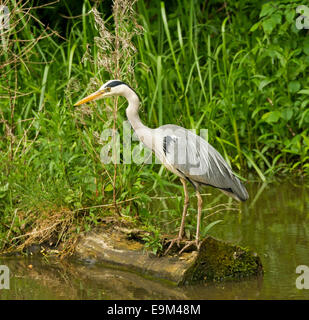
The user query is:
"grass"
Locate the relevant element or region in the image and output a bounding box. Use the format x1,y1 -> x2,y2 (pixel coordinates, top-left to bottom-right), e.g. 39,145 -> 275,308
0,0 -> 308,255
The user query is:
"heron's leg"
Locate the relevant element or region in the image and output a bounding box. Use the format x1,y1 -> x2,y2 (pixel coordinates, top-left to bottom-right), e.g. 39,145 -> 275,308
195,189 -> 203,247
178,177 -> 189,239
178,189 -> 203,254
164,178 -> 189,255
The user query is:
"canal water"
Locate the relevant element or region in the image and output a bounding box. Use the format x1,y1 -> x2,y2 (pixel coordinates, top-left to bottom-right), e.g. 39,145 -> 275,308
0,179 -> 308,299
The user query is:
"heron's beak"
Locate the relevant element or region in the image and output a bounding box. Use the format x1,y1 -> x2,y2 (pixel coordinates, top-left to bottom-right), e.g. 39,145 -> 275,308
74,88 -> 110,106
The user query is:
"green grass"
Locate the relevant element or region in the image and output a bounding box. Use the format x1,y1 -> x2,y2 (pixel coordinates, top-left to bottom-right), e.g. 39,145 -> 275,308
0,0 -> 308,253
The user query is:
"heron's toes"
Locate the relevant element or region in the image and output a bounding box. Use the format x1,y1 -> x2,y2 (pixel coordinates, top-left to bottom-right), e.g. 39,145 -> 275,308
164,237 -> 183,255
178,239 -> 201,255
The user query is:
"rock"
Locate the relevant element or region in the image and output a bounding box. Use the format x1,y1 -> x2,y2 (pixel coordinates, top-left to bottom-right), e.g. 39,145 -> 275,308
177,236 -> 263,285
73,218 -> 263,285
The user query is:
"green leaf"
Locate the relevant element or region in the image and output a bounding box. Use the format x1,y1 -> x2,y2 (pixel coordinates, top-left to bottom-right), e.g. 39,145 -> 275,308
262,19 -> 276,34
285,8 -> 295,24
201,220 -> 223,237
259,78 -> 275,90
281,109 -> 293,121
262,111 -> 281,123
288,80 -> 301,93
260,3 -> 276,18
250,21 -> 261,32
300,108 -> 309,127
0,183 -> 9,193
303,38 -> 309,55
272,13 -> 282,25
298,89 -> 309,95
302,133 -> 309,147
104,184 -> 113,192
262,13 -> 282,34
243,152 -> 266,182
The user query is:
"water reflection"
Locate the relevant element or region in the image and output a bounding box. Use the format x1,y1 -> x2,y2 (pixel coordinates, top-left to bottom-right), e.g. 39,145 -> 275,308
0,256 -> 264,300
0,180 -> 308,299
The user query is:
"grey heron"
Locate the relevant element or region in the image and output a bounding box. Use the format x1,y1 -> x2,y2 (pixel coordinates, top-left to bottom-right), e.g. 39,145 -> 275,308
74,80 -> 249,254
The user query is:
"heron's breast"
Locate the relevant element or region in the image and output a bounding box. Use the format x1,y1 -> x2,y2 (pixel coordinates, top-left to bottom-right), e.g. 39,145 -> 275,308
154,150 -> 182,177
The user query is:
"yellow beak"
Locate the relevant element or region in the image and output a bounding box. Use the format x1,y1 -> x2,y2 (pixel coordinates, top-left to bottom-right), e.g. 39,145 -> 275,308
74,88 -> 109,106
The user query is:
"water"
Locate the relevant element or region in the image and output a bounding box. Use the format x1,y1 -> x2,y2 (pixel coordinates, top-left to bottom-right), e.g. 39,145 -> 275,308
0,179 -> 309,300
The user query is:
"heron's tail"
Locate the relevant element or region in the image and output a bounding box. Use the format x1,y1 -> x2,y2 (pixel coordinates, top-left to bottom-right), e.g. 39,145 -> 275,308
228,176 -> 249,202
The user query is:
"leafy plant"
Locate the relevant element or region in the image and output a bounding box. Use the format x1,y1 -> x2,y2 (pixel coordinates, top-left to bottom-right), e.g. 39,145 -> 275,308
142,226 -> 163,255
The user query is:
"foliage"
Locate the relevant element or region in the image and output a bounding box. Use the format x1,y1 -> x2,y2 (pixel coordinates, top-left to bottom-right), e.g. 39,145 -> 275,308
142,225 -> 163,255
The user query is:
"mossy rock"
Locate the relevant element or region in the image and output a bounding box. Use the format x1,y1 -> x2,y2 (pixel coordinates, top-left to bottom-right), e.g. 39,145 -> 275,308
179,236 -> 263,285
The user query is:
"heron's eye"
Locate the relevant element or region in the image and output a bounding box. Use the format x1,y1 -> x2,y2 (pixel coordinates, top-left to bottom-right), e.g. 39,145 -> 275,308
101,87 -> 111,93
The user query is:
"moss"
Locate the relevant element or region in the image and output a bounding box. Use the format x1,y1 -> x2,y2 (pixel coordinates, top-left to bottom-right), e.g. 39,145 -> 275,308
180,236 -> 263,285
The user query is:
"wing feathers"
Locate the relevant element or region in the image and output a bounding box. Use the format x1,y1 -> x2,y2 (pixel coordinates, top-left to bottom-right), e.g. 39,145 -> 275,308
160,125 -> 249,201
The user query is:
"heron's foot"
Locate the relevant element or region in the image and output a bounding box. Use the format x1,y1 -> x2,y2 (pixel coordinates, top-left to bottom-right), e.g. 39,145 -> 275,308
164,236 -> 184,255
178,239 -> 201,255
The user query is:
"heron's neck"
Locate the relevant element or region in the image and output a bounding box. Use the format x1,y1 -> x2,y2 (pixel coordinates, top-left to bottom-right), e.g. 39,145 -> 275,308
125,90 -> 146,132
124,89 -> 154,150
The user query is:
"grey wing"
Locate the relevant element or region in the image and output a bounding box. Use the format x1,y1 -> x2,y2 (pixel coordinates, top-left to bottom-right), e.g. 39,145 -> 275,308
161,126 -> 249,201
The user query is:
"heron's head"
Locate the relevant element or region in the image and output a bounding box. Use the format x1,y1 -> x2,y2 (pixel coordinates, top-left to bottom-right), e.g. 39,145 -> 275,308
74,80 -> 135,106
